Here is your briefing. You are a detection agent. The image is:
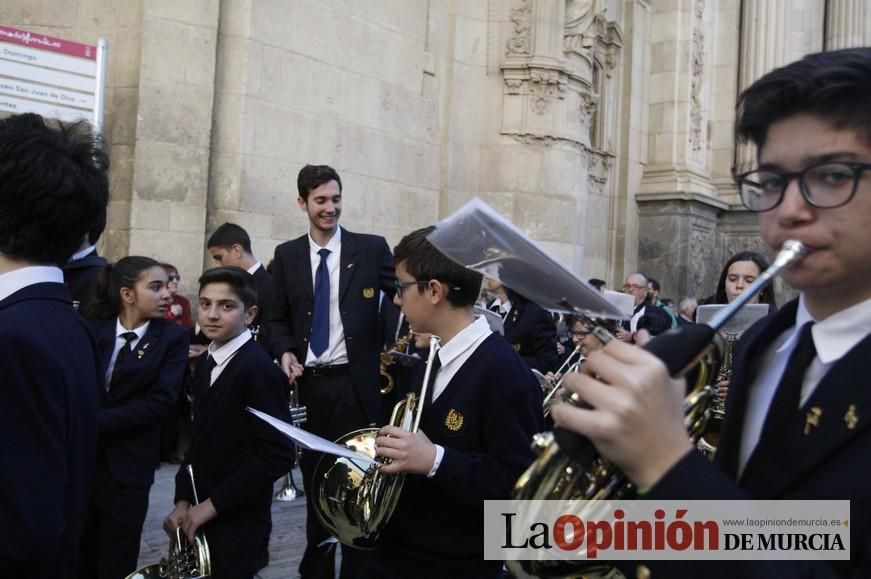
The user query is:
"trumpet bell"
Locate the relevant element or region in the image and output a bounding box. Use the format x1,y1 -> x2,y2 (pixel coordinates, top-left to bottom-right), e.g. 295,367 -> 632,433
312,428 -> 405,550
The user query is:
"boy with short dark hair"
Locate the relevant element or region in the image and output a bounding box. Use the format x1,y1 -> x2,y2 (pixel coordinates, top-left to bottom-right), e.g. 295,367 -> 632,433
368,226 -> 544,579
0,113 -> 107,577
163,267 -> 293,578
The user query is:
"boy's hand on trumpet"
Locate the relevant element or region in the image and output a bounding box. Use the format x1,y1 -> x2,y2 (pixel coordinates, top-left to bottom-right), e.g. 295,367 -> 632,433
551,340 -> 694,489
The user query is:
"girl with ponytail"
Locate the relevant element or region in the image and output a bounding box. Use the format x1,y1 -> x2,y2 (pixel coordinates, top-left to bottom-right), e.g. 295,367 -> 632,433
78,256 -> 190,579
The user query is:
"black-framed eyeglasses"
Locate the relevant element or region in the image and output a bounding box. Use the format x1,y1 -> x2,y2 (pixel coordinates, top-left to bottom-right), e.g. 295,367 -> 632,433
736,161 -> 871,213
167,274 -> 180,282
568,330 -> 591,338
394,279 -> 429,296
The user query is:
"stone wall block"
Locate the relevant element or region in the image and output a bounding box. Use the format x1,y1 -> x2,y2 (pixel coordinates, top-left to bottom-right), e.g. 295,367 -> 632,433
136,83 -> 215,147
139,18 -> 190,85
146,0 -> 219,28
133,142 -> 210,203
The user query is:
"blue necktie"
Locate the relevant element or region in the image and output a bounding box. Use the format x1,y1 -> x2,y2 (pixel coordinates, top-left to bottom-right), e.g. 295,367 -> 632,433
310,248 -> 331,357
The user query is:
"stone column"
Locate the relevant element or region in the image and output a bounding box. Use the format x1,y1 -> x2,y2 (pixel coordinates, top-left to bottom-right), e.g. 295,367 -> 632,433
635,192 -> 728,301
734,0 -> 791,174
825,0 -> 870,50
128,0 -> 220,296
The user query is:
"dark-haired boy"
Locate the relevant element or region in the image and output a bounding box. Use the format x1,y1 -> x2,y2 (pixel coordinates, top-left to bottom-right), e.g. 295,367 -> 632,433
368,226 -> 544,579
163,267 -> 294,578
207,222 -> 273,351
0,113 -> 107,577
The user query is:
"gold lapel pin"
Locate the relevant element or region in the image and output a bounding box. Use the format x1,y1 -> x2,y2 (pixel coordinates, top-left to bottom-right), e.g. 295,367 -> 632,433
804,406 -> 823,435
362,287 -> 375,298
844,405 -> 859,430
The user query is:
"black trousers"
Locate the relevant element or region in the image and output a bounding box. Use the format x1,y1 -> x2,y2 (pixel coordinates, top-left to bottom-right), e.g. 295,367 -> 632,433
78,461 -> 150,579
298,367 -> 372,579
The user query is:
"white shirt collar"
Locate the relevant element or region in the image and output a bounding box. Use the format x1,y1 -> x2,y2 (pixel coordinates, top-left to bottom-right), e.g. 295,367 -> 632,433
437,315 -> 492,368
780,294 -> 871,364
0,266 -> 65,302
246,261 -> 263,275
70,245 -> 97,262
208,329 -> 253,367
308,226 -> 342,254
115,318 -> 150,340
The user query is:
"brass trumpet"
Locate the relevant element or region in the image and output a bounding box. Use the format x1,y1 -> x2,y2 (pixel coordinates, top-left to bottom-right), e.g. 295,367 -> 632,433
508,240 -> 806,578
275,382 -> 307,502
311,335 -> 440,548
542,345 -> 584,418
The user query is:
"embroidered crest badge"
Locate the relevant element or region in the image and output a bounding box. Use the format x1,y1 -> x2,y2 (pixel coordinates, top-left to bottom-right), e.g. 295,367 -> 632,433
445,409 -> 464,432
362,287 -> 375,298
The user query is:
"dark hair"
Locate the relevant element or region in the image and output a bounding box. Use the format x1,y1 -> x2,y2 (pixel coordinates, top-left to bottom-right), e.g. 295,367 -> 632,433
714,251 -> 777,309
648,278 -> 661,293
394,226 -> 482,307
85,256 -> 162,319
297,164 -> 342,201
737,48 -> 871,150
588,278 -> 606,290
0,113 -> 109,265
160,263 -> 178,276
198,267 -> 258,310
207,222 -> 253,253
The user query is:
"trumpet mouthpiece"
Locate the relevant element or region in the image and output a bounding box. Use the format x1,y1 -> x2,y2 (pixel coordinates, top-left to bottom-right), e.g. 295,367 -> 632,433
773,239 -> 807,269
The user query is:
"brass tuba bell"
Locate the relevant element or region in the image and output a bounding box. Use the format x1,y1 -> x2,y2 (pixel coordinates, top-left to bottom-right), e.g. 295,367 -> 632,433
312,335 -> 440,548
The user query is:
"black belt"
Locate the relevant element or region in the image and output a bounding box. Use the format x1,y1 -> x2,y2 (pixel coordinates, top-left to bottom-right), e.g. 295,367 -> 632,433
304,363 -> 350,377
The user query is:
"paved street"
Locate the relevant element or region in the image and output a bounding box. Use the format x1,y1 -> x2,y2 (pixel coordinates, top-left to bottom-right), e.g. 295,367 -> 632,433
136,463 -> 308,578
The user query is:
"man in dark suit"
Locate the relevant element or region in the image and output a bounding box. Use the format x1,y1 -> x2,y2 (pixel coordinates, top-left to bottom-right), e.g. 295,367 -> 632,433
165,267 -> 293,578
207,222 -> 274,352
553,48 -> 871,577
267,164 -> 395,579
485,277 -> 559,373
0,113 -> 108,577
63,220 -> 108,312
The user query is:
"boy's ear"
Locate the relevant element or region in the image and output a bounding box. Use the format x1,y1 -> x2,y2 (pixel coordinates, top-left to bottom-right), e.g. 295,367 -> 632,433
245,304 -> 258,326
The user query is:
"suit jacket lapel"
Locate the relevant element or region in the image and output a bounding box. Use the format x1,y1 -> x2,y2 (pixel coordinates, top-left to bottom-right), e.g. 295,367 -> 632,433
716,301 -> 798,480
191,342 -> 249,447
741,332 -> 871,497
339,228 -> 358,303
111,321 -> 163,393
294,236 -> 314,300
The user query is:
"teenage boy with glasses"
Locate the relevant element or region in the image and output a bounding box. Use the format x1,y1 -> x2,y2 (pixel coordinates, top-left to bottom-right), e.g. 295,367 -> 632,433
554,47 -> 871,577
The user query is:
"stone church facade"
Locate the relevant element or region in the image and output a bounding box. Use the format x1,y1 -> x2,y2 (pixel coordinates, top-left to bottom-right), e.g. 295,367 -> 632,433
4,0 -> 870,299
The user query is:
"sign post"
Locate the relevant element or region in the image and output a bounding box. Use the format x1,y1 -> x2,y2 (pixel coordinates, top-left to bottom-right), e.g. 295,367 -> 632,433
0,25 -> 107,131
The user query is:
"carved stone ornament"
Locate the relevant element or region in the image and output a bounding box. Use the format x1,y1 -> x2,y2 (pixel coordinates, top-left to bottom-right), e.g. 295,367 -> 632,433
529,68 -> 567,114
689,0 -> 706,153
506,0 -> 532,56
579,89 -> 598,126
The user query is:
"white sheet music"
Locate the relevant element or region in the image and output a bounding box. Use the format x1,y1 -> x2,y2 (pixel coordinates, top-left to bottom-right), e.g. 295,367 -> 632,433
247,407 -> 375,465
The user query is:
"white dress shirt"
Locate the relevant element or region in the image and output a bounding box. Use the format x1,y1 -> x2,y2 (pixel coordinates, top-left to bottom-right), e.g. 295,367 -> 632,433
206,329 -> 252,386
106,319 -> 150,385
738,295 -> 871,474
488,297 -> 513,321
427,315 -> 493,477
0,265 -> 64,302
305,227 -> 348,366
69,244 -> 97,262
246,262 -> 262,275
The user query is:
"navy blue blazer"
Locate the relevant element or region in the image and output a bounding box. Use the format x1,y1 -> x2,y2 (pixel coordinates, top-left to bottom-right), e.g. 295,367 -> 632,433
62,249 -> 107,311
267,228 -> 395,424
646,299 -> 871,578
380,333 -> 544,576
0,282 -> 102,578
251,264 -> 273,353
91,317 -> 189,487
501,297 -> 559,373
175,339 -> 294,525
